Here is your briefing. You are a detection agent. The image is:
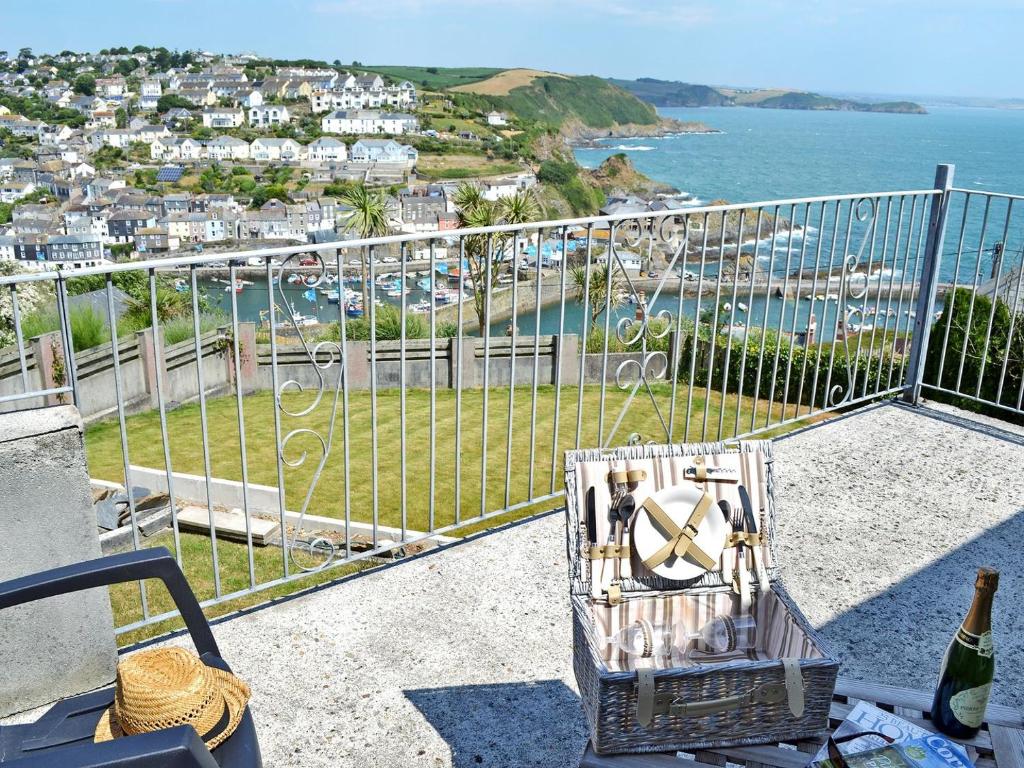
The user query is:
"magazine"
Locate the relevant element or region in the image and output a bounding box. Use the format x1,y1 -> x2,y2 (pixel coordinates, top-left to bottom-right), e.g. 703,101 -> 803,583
808,701 -> 974,768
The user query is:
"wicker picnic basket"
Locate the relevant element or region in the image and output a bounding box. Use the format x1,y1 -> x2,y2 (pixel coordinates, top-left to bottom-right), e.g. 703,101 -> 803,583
564,440 -> 839,755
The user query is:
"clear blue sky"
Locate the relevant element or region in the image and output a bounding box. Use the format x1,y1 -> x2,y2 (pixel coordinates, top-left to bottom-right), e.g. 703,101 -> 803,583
1,0 -> 1019,99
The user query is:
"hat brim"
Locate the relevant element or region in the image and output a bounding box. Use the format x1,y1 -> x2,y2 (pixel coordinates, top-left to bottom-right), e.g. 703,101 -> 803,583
94,665 -> 251,751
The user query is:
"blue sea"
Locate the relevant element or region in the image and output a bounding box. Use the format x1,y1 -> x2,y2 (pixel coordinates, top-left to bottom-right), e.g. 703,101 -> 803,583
574,105 -> 1024,204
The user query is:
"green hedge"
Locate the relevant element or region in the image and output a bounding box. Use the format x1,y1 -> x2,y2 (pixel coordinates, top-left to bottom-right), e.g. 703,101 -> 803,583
682,328 -> 902,416
923,287 -> 1024,423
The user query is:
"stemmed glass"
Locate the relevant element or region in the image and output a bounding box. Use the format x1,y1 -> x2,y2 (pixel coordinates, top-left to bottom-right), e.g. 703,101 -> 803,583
601,615 -> 756,662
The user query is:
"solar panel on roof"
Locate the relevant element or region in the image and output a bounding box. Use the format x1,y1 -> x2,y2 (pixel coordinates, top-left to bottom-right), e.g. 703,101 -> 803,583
156,166 -> 185,182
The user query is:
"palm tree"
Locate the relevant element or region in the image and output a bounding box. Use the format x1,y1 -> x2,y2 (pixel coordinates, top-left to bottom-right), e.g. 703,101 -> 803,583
340,184 -> 391,310
455,184 -> 540,333
570,260 -> 626,328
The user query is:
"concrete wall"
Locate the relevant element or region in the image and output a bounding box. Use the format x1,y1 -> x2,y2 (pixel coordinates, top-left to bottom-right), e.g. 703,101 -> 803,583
254,334 -> 596,392
0,345 -> 47,412
0,327 -> 246,423
0,406 -> 117,717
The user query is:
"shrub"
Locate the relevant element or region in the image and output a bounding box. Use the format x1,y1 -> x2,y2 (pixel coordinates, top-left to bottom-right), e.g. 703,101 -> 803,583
318,304 -> 428,341
923,287 -> 1024,421
537,159 -> 578,186
161,312 -> 227,347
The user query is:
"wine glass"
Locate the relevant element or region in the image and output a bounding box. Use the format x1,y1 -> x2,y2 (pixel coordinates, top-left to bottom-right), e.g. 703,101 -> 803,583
601,619 -> 674,659
678,615 -> 757,660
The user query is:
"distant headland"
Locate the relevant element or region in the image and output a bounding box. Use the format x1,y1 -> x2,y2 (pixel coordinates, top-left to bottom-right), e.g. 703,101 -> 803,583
609,77 -> 928,115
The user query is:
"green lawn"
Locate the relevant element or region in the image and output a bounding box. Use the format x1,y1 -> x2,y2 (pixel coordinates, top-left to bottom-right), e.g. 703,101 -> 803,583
87,383 -> 821,536
87,382 -> 827,644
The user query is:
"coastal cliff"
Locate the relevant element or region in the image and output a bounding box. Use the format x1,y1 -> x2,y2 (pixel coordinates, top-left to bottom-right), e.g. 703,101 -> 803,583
611,77 -> 928,114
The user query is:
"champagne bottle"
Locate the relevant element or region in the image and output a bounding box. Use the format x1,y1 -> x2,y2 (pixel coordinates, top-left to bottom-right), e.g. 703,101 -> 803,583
931,567 -> 998,738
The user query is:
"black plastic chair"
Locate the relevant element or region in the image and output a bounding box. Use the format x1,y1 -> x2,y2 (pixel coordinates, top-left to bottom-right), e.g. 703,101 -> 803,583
0,548 -> 262,767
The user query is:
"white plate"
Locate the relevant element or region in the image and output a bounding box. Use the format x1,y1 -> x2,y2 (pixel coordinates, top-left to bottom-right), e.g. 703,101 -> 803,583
630,484 -> 728,582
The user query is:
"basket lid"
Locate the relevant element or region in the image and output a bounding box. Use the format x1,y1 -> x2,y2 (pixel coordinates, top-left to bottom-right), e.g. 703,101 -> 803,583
563,440 -> 779,598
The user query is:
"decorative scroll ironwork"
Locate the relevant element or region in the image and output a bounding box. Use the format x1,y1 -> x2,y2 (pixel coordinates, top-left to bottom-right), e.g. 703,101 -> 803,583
828,197 -> 878,407
274,252 -> 344,572
601,215 -> 689,447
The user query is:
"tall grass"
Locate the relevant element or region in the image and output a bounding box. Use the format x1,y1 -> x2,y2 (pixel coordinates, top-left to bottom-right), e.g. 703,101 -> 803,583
16,305 -> 227,352
161,312 -> 227,347
19,305 -> 116,350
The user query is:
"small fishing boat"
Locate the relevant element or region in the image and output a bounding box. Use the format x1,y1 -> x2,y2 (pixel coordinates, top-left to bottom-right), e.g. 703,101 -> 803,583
346,302 -> 364,317
173,279 -> 189,293
224,279 -> 244,293
287,274 -> 302,284
303,288 -> 317,303
408,300 -> 431,313
417,278 -> 432,291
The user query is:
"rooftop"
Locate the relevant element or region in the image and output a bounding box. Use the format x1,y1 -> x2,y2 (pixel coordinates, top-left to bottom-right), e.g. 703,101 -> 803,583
131,401 -> 1021,767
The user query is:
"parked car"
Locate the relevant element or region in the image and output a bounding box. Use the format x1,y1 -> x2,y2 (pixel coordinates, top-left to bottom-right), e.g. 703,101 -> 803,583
381,256 -> 398,264
299,257 -> 317,266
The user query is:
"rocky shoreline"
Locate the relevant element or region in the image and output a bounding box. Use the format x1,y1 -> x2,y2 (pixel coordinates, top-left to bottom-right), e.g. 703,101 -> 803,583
563,116 -> 720,148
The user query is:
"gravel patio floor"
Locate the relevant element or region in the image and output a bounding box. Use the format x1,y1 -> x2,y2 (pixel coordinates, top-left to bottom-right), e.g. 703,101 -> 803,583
84,401 -> 1024,765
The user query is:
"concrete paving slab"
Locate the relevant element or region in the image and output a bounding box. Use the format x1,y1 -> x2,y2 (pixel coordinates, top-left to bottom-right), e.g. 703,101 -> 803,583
10,401 -> 1019,766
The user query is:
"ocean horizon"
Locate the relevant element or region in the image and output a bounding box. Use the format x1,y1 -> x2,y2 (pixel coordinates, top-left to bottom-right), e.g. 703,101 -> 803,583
574,105 -> 1024,205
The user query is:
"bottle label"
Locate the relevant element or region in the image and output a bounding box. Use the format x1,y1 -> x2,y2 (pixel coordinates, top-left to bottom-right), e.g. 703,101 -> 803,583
955,628 -> 993,658
949,683 -> 992,728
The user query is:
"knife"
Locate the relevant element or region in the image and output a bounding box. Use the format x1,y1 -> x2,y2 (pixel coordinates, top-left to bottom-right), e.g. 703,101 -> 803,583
683,466 -> 739,482
718,499 -> 733,585
738,484 -> 770,591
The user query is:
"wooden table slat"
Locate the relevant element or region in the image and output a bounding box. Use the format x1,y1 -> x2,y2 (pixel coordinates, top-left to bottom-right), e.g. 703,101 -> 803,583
583,678 -> 1023,767
989,725 -> 1024,768
835,678 -> 1024,728
580,750 -> 721,768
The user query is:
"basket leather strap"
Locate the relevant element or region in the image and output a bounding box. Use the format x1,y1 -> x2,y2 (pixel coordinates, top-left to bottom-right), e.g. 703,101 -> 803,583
639,493 -> 716,570
607,469 -> 647,484
635,659 -> 805,726
782,657 -> 805,717
636,668 -> 655,727
587,544 -> 629,560
725,531 -> 761,548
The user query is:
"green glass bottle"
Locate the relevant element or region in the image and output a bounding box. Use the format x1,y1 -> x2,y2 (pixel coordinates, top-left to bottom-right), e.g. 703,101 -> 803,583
931,567 -> 998,738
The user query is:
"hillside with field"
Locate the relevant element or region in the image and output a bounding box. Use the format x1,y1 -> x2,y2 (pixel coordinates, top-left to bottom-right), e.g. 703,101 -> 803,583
449,68 -> 567,95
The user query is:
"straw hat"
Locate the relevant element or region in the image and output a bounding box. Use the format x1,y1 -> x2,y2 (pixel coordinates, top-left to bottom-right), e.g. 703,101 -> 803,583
95,647 -> 251,751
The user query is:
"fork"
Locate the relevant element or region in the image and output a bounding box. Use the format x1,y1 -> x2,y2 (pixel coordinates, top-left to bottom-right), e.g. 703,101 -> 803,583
730,499 -> 751,610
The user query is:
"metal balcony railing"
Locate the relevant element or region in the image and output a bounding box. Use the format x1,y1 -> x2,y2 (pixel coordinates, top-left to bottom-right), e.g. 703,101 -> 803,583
0,164 -> 1021,635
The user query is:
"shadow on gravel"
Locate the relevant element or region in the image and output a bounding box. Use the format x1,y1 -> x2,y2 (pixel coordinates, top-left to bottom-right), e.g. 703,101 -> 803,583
404,680 -> 587,767
817,507 -> 1024,711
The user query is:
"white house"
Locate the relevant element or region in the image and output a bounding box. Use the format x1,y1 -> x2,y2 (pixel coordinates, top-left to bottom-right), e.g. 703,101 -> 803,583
151,137 -> 205,161
130,124 -> 172,145
201,106 -> 244,129
481,173 -> 536,202
250,138 -> 303,163
240,89 -> 263,108
486,111 -> 508,127
349,139 -> 417,164
206,135 -> 251,162
304,137 -> 347,163
90,129 -> 134,150
139,79 -> 162,110
0,180 -> 36,204
39,124 -> 75,146
248,104 -> 291,128
321,110 -> 418,135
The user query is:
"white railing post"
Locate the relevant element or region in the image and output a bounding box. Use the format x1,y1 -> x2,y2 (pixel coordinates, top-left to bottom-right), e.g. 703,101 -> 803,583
903,164 -> 955,405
